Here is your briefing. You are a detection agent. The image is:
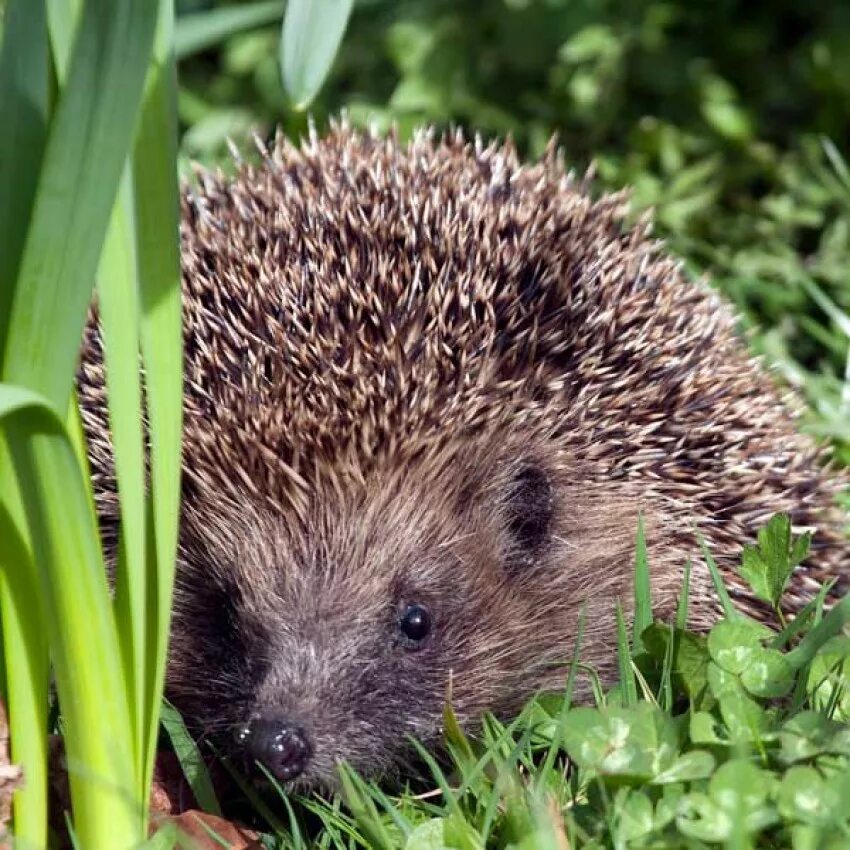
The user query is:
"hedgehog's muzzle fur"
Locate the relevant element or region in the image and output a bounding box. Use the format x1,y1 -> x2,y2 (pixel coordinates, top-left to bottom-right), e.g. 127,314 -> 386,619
163,432 -> 678,787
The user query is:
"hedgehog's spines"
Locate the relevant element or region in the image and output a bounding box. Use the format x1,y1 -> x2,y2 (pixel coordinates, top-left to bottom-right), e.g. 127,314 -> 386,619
80,125 -> 848,646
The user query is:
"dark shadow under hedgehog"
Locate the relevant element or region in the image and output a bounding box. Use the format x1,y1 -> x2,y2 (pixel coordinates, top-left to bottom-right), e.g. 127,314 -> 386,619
77,126 -> 849,789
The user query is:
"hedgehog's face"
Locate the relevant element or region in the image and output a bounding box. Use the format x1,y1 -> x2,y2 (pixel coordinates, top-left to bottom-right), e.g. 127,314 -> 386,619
166,446 -> 639,789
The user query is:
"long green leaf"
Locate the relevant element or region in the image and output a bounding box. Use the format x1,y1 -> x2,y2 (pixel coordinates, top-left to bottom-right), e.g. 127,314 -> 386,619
0,0 -> 50,364
615,602 -> 637,706
160,702 -> 221,817
537,605 -> 585,784
675,559 -> 691,630
96,164 -> 148,785
0,4 -> 53,844
0,383 -> 139,847
2,0 -> 158,411
132,0 -> 183,802
86,0 -> 182,814
46,0 -> 82,76
786,594 -> 850,671
281,0 -> 354,109
632,514 -> 652,654
0,494 -> 48,849
698,534 -> 736,619
46,0 -> 183,824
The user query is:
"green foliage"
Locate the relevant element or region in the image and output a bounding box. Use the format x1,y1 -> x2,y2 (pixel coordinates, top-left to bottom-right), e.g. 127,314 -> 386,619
740,514 -> 812,614
0,0 -> 183,847
631,517 -> 652,656
229,516 -> 850,850
161,702 -> 223,817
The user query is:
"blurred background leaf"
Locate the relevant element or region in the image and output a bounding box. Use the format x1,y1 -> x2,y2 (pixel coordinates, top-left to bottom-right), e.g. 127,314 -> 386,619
281,0 -> 355,108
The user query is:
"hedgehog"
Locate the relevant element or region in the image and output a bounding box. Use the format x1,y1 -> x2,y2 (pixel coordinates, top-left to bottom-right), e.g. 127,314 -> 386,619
77,125 -> 848,789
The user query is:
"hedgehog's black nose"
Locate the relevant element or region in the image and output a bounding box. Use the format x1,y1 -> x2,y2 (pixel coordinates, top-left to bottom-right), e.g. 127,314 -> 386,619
237,718 -> 312,781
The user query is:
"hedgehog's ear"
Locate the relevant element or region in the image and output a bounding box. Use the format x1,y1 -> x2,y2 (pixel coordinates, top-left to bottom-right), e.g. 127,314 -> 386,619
502,463 -> 554,571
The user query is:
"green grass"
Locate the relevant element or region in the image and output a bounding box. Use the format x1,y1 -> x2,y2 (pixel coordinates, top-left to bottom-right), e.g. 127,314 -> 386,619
0,0 -> 182,846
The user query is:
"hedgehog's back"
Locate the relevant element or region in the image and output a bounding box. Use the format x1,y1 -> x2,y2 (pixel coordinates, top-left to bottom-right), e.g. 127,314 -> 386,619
79,126 -> 848,621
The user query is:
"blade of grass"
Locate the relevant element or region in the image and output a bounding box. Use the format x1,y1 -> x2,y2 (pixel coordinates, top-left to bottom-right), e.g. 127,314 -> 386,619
132,0 -> 183,799
495,717 -> 542,776
281,0 -> 354,109
45,0 -> 82,75
633,657 -> 658,704
442,699 -> 475,768
798,275 -> 850,414
301,795 -> 366,847
2,0 -> 158,411
698,534 -> 736,619
823,658 -> 846,720
61,0 -> 182,811
255,764 -> 314,850
217,756 -> 287,835
770,579 -> 834,650
676,559 -> 691,630
479,777 -> 505,846
615,602 -> 637,706
0,498 -> 49,849
160,702 -> 222,817
96,163 -> 149,788
538,605 -> 585,783
0,384 -> 140,846
821,137 -> 850,191
186,813 -> 238,849
0,16 -> 54,837
657,560 -> 692,711
406,736 -> 466,821
632,515 -> 651,654
456,707 -> 539,799
799,276 -> 850,339
0,0 -> 50,356
786,594 -> 850,671
337,762 -> 398,850
657,622 -> 675,711
175,0 -> 282,60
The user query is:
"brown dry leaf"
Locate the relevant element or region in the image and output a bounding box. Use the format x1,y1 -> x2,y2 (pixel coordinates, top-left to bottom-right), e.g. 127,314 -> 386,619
159,810 -> 262,850
0,699 -> 23,849
150,751 -> 198,817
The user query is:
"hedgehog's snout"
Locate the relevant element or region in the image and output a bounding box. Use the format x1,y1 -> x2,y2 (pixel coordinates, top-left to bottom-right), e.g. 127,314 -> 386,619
236,715 -> 312,781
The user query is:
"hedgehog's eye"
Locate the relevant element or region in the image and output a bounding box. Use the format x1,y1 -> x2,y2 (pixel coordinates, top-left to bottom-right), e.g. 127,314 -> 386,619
504,464 -> 554,565
399,603 -> 431,646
